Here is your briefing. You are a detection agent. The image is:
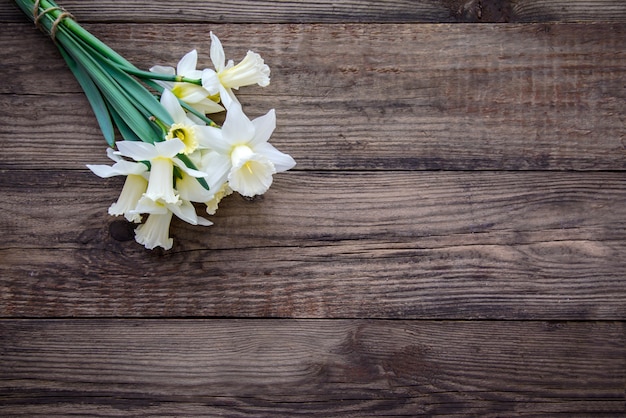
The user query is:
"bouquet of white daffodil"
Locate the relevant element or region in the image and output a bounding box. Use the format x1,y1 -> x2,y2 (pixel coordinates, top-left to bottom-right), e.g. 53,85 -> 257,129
15,0 -> 295,250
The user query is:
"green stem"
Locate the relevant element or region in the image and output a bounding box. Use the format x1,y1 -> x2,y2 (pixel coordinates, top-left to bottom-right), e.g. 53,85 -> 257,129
18,0 -> 136,69
121,66 -> 203,86
149,115 -> 170,134
24,0 -> 206,87
40,0 -> 135,68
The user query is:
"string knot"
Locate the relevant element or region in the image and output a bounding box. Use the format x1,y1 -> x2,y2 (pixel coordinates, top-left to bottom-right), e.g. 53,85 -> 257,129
32,0 -> 75,41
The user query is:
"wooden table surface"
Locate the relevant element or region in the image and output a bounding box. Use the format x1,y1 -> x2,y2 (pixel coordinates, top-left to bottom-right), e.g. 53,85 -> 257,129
1,0 -> 625,416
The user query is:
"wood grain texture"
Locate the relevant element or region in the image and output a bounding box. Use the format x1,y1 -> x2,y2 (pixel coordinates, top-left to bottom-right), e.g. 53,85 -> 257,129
509,0 -> 626,22
2,23 -> 624,171
2,170 -> 625,319
2,0 -> 626,23
0,319 -> 624,416
1,0 -> 625,414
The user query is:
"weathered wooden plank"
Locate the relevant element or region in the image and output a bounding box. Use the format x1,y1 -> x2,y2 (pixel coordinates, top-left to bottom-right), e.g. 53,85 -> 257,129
0,319 -> 623,416
510,0 -> 626,23
3,170 -> 625,249
2,23 -> 624,171
2,1 -> 623,411
1,170 -> 625,319
2,0 -> 626,23
1,0 -> 457,23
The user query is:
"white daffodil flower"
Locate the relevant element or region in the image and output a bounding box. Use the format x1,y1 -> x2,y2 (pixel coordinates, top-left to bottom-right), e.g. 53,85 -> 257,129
116,139 -> 207,205
205,183 -> 233,215
86,148 -> 149,222
135,211 -> 174,250
201,32 -> 270,108
133,195 -> 212,250
201,103 -> 295,197
160,89 -> 218,155
150,49 -> 224,114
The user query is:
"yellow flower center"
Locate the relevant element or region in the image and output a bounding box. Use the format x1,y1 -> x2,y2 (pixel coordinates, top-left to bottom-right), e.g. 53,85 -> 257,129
165,123 -> 198,155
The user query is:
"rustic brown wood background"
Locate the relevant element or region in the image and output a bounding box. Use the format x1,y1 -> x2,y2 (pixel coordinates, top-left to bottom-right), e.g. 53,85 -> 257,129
1,0 -> 625,415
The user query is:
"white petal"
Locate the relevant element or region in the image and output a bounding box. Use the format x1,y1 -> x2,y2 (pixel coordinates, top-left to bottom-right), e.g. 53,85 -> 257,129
116,141 -> 158,161
195,125 -> 226,152
196,216 -> 213,226
172,157 -> 208,178
114,160 -> 149,175
169,199 -> 201,225
201,151 -> 231,190
222,103 -> 254,145
106,147 -> 123,163
210,32 -> 226,72
250,109 -> 276,147
193,99 -> 225,115
185,69 -> 203,79
201,69 -> 221,96
175,84 -> 212,104
254,142 -> 296,172
86,164 -> 120,178
218,85 -> 239,110
160,89 -> 187,123
177,50 -> 198,76
147,63 -> 174,91
177,173 -> 214,202
150,65 -> 176,76
132,195 -> 169,215
88,159 -> 147,178
154,138 -> 186,158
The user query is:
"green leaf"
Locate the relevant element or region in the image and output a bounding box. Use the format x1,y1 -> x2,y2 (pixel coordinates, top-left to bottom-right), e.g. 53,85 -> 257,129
41,0 -> 134,69
55,29 -> 163,143
99,58 -> 174,126
58,45 -> 116,147
106,101 -> 142,142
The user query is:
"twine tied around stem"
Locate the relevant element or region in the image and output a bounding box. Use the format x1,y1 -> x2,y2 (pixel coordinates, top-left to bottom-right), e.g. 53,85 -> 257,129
32,0 -> 75,41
